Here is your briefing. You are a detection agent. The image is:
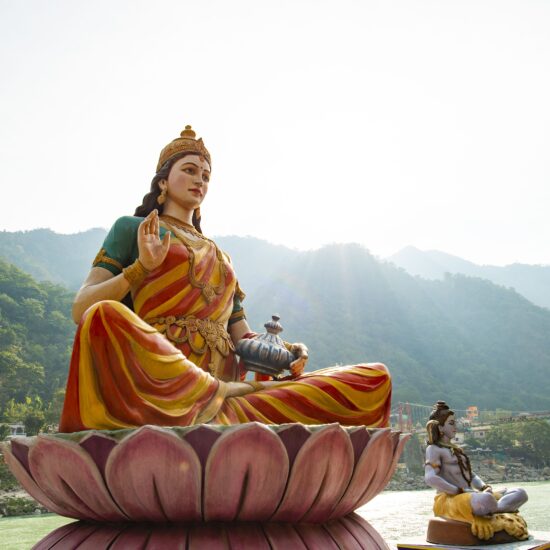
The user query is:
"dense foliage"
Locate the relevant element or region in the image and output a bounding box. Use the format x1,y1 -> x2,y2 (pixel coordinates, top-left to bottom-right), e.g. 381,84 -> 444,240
240,243 -> 550,411
1,230 -> 550,427
390,246 -> 550,310
484,419 -> 550,467
0,259 -> 75,433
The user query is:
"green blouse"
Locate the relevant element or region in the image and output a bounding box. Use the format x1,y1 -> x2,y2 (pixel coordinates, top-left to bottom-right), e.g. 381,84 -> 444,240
92,216 -> 246,323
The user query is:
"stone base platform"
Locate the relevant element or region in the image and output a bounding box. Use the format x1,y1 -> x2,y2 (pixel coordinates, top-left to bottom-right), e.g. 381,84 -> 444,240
395,528 -> 550,550
427,517 -> 521,546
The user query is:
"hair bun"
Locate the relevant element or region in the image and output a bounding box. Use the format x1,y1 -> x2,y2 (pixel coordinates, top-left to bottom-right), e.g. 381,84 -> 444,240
428,400 -> 454,423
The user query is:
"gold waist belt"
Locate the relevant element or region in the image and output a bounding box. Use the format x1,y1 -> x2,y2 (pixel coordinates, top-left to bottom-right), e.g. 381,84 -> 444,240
148,314 -> 234,357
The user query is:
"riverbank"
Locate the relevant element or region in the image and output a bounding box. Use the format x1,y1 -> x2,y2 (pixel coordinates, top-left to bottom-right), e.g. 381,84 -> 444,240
1,482 -> 547,549
386,458 -> 550,491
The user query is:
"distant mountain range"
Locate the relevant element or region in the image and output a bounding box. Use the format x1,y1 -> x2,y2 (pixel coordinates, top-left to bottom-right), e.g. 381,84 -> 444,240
388,246 -> 550,310
0,228 -> 108,290
1,229 -> 549,411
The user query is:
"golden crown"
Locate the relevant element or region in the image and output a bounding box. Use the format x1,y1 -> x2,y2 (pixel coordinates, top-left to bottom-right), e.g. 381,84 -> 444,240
156,125 -> 211,172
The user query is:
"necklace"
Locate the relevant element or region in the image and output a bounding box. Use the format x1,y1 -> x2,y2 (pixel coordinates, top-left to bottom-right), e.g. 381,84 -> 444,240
160,214 -> 200,235
438,442 -> 473,485
160,216 -> 227,303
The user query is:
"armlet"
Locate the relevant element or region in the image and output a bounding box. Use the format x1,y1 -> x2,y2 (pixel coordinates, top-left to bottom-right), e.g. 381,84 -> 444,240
93,248 -> 123,271
425,461 -> 441,471
228,309 -> 247,326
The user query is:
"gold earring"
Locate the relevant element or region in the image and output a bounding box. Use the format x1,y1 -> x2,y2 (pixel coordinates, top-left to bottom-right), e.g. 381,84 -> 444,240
157,186 -> 167,205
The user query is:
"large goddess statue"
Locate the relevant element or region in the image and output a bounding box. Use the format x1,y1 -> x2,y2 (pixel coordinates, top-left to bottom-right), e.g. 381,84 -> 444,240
59,126 -> 392,432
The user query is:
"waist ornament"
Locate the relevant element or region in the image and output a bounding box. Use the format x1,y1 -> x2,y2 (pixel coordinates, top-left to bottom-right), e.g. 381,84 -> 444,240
148,314 -> 234,360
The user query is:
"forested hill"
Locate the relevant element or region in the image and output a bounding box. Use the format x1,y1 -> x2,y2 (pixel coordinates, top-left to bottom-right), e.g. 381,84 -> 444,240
389,246 -> 550,310
0,231 -> 549,413
0,228 -> 107,290
241,244 -> 550,411
0,259 -> 74,421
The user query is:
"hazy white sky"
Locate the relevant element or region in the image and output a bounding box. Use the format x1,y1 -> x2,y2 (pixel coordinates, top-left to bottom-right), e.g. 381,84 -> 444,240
1,0 -> 549,265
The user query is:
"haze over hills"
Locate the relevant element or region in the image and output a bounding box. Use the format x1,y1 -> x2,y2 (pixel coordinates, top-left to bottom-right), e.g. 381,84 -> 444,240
0,228 -> 108,290
1,229 -> 550,411
388,246 -> 550,310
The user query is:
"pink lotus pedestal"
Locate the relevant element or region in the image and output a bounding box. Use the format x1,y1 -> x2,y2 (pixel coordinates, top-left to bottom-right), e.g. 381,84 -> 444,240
2,423 -> 409,549
33,515 -> 387,549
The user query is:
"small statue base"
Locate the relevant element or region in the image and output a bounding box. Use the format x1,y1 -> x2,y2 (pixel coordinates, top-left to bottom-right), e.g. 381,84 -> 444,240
427,517 -> 525,546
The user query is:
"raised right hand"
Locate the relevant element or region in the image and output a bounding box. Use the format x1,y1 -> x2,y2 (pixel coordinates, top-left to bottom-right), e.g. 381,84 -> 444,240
138,210 -> 171,271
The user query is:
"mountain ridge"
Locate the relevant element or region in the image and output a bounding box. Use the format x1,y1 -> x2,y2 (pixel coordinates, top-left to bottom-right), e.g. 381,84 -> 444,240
1,229 -> 549,411
388,245 -> 550,309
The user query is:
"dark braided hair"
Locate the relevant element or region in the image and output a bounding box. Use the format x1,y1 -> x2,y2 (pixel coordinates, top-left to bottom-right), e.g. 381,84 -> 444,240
133,152 -> 205,233
426,400 -> 473,486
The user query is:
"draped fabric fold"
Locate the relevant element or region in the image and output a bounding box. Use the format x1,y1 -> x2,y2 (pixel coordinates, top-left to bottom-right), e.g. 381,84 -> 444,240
60,221 -> 392,432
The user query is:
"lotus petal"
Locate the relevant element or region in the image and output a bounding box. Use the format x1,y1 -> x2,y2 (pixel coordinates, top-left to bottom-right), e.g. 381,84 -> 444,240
139,525 -> 189,550
329,429 -> 391,518
4,423 -> 408,525
377,433 -> 411,493
108,525 -> 158,549
1,441 -> 67,517
325,513 -> 390,550
262,523 -> 308,549
29,436 -> 126,521
225,523 -> 271,550
47,524 -> 124,549
79,432 -> 118,478
204,423 -> 288,521
353,429 -> 398,509
188,523 -> 231,549
294,524 -> 340,549
272,424 -> 354,523
33,517 -> 389,549
105,425 -> 202,522
31,521 -> 85,550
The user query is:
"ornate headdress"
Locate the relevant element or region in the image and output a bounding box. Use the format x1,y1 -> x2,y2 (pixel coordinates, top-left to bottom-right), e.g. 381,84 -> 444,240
156,125 -> 211,172
428,401 -> 454,425
426,400 -> 455,445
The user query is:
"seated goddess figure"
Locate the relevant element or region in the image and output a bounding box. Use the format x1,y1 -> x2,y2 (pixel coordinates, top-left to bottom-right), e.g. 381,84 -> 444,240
59,126 -> 392,432
425,401 -> 528,541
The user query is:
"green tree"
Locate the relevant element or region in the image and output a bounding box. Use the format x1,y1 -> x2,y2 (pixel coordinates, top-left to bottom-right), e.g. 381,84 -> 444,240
44,389 -> 65,426
2,397 -> 45,435
0,350 -> 45,409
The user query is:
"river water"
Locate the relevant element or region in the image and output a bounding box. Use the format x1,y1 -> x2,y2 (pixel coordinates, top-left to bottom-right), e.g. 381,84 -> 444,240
1,482 -> 548,548
359,481 -> 549,545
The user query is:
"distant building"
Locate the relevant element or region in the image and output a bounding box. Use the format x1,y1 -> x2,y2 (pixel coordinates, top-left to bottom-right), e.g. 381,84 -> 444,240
6,423 -> 26,440
470,425 -> 491,440
453,432 -> 465,445
467,406 -> 479,423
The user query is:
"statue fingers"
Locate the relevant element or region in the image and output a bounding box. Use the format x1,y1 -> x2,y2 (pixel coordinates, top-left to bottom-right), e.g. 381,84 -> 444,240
153,210 -> 160,237
161,231 -> 171,253
290,357 -> 305,376
141,211 -> 154,236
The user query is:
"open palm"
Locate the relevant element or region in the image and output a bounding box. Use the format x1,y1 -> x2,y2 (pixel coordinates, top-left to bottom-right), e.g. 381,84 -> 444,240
138,210 -> 171,271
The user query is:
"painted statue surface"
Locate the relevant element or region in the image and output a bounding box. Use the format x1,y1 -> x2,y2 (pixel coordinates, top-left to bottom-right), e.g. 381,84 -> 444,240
424,401 -> 528,542
59,125 -> 392,432
2,126 -> 407,549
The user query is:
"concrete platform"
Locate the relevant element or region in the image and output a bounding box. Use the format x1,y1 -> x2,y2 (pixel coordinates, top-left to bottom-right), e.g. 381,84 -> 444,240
394,531 -> 550,550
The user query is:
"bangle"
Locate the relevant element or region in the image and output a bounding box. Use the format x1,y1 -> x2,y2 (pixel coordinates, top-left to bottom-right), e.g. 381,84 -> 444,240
123,260 -> 149,287
480,484 -> 492,492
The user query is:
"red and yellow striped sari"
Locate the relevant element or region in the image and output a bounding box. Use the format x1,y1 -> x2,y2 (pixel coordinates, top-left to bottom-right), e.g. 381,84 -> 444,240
60,221 -> 391,432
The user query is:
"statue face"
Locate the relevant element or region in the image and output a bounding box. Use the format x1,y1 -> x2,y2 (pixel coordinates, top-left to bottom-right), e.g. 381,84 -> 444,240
161,154 -> 211,211
439,414 -> 457,442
